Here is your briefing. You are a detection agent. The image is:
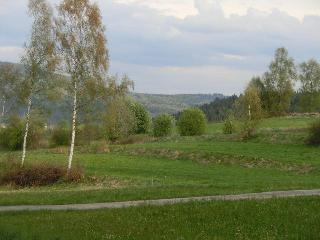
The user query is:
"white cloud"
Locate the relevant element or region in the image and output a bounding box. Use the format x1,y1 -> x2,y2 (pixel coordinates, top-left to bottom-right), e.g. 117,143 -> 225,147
113,0 -> 320,20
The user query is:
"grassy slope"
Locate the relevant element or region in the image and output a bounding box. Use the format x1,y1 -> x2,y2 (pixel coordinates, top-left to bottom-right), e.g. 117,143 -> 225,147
0,116 -> 320,205
207,116 -> 317,134
1,116 -> 320,238
1,197 -> 320,239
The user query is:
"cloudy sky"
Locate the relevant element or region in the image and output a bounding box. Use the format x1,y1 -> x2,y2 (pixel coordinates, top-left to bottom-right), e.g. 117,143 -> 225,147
1,0 -> 320,94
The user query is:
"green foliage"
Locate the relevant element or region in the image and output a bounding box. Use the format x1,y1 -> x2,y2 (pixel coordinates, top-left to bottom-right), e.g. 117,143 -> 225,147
200,95 -> 238,122
306,120 -> 320,146
298,59 -> 320,112
105,98 -> 136,142
50,121 -> 70,147
0,114 -> 45,150
177,108 -> 207,136
223,116 -> 235,135
153,114 -> 174,137
236,84 -> 263,139
0,116 -> 24,151
263,47 -> 297,116
129,101 -> 152,134
77,123 -> 105,146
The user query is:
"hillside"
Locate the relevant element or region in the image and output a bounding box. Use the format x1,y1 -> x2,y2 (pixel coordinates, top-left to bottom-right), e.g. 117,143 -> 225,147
132,93 -> 224,116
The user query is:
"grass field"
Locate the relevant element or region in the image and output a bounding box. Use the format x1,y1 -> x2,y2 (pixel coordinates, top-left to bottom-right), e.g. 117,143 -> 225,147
0,116 -> 320,206
1,197 -> 320,239
0,116 -> 320,238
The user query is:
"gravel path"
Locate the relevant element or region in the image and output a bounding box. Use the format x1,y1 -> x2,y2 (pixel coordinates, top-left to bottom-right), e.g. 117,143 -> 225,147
1,189 -> 320,212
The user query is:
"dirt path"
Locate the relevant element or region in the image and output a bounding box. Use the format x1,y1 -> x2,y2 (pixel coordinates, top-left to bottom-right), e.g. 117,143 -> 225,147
1,189 -> 320,212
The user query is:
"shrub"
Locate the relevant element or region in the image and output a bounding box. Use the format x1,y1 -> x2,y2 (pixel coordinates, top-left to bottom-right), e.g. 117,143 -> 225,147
0,115 -> 24,150
307,120 -> 320,146
105,98 -> 136,141
223,117 -> 235,134
0,164 -> 84,187
129,102 -> 152,134
77,123 -> 105,145
27,116 -> 46,149
177,108 -> 207,136
0,115 -> 46,150
153,114 -> 174,137
240,119 -> 258,140
50,121 -> 70,147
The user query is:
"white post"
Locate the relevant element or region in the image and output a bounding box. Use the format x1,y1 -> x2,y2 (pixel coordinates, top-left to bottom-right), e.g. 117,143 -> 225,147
21,97 -> 32,167
68,81 -> 77,172
248,104 -> 251,120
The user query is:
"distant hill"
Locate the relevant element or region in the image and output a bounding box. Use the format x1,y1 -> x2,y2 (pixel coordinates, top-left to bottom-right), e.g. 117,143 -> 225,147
131,93 -> 225,116
1,61 -> 225,117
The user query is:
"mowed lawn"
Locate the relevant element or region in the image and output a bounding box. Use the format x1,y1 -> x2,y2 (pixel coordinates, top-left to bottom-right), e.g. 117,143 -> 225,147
0,116 -> 320,206
1,197 -> 320,239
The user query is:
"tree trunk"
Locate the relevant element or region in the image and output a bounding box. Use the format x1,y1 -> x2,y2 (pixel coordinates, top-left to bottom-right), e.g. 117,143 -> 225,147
68,82 -> 77,173
1,96 -> 5,118
21,97 -> 32,167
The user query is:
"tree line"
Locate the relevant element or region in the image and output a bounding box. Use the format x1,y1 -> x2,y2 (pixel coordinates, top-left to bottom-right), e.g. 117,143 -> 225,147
199,47 -> 320,122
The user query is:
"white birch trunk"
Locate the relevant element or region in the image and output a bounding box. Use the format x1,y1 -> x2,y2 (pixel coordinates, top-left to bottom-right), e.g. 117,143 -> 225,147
1,96 -> 5,118
21,97 -> 32,167
68,82 -> 77,172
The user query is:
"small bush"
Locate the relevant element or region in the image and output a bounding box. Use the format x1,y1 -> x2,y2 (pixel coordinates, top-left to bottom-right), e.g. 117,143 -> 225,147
50,121 -> 70,147
129,102 -> 152,134
77,123 -> 105,145
105,98 -> 136,142
240,119 -> 259,140
0,164 -> 84,187
177,108 -> 207,136
153,114 -> 174,137
223,117 -> 235,134
0,115 -> 46,150
0,115 -> 24,150
307,120 -> 320,146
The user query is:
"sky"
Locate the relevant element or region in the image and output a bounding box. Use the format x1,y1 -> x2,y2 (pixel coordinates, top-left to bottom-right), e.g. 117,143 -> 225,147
0,0 -> 320,95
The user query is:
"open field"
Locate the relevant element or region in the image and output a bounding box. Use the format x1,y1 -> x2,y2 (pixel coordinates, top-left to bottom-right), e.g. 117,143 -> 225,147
0,116 -> 320,238
1,197 -> 320,239
0,116 -> 320,206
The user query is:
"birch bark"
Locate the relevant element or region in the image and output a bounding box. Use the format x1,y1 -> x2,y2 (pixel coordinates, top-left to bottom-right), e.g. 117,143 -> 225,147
21,97 -> 32,167
67,81 -> 77,172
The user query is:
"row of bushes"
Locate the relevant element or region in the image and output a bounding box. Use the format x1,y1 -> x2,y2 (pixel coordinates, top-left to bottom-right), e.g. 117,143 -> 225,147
0,107 -> 208,150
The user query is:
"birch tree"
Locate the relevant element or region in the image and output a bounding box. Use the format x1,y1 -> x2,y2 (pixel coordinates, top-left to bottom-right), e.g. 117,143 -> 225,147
20,0 -> 57,166
298,59 -> 320,112
55,0 -> 109,172
263,47 -> 297,116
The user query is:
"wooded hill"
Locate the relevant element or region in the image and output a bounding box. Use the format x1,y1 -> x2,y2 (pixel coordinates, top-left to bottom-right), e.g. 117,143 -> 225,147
131,93 -> 224,116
